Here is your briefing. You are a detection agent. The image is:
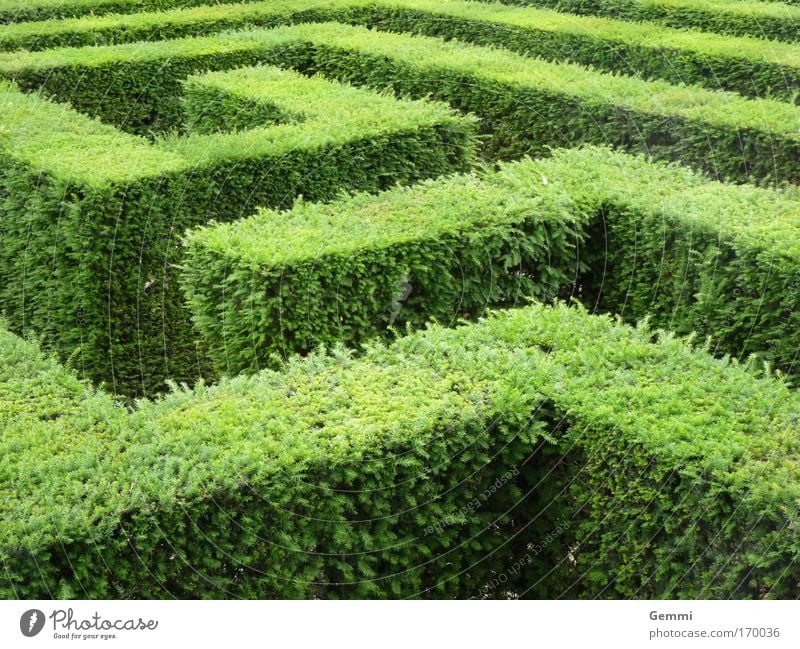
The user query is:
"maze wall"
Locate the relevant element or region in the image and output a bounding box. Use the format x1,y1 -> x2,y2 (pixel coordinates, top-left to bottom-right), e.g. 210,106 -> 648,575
1,0 -> 799,599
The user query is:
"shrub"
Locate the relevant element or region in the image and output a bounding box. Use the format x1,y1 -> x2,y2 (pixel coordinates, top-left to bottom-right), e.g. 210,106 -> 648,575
2,304 -> 798,599
2,0 -> 799,102
0,73 -> 476,396
256,22 -> 800,184
364,0 -> 800,102
0,0 -> 264,23
3,22 -> 799,183
181,157 -> 588,375
182,145 -> 800,382
0,0 -> 341,52
500,0 -> 800,44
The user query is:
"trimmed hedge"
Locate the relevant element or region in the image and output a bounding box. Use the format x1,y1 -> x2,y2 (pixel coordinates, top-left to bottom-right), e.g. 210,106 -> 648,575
3,22 -> 800,183
365,0 -> 800,103
181,158 -> 587,375
527,147 -> 800,381
253,22 -> 800,184
3,0 -> 800,103
182,146 -> 800,381
0,0 -> 342,52
0,0 -> 265,23
0,74 -> 476,396
502,0 -> 800,43
565,149 -> 800,381
2,304 -> 799,599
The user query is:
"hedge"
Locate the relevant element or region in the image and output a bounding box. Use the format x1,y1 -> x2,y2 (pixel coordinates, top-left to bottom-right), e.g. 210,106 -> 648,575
252,22 -> 800,184
3,0 -> 800,103
181,145 -> 800,381
0,322 -> 131,600
0,0 -> 265,23
363,0 -> 800,103
0,0 -> 342,52
501,0 -> 800,43
527,147 -> 800,381
2,303 -> 798,598
0,75 -> 476,397
3,22 -> 800,183
0,33 -> 280,135
567,149 -> 800,382
0,311 -> 548,599
180,158 -> 588,375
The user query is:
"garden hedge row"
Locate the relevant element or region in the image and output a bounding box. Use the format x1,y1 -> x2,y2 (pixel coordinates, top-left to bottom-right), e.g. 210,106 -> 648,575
182,145 -> 800,381
502,0 -> 800,43
180,156 -> 588,375
2,303 -> 798,599
3,22 -> 799,183
3,0 -> 800,103
0,0 -> 336,51
567,148 -> 800,384
0,0 -> 264,23
0,73 -> 476,396
258,22 -> 800,184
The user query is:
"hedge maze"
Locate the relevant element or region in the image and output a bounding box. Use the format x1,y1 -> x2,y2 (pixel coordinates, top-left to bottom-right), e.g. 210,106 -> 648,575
1,0 -> 799,599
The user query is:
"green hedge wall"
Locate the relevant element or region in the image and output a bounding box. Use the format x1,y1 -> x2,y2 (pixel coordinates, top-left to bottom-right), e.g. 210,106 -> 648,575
532,147 -> 800,381
0,75 -> 476,397
4,23 -> 799,183
3,0 -> 800,103
181,158 -> 588,375
501,0 -> 800,43
363,0 -> 800,103
181,146 -> 800,382
3,304 -> 798,599
0,0 -> 342,52
263,22 -> 800,183
0,0 -> 265,23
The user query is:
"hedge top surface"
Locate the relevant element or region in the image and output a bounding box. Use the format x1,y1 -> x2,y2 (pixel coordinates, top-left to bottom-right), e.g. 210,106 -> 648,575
185,158 -> 584,265
187,145 -> 800,268
0,66 -> 469,184
2,21 -> 799,136
4,302 -> 800,557
234,22 -> 800,135
0,81 -> 185,182
2,0 -> 800,69
537,147 -> 800,257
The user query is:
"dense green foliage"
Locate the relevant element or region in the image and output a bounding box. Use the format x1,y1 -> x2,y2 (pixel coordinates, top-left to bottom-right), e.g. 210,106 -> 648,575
2,304 -> 798,599
3,22 -> 799,183
0,0 -> 332,52
182,146 -> 800,381
2,0 -> 799,102
181,157 -> 586,375
366,0 -> 800,102
0,74 -> 476,396
256,22 -> 800,183
0,0 -> 264,23
3,0 -> 800,603
566,149 -> 800,382
501,0 -> 800,43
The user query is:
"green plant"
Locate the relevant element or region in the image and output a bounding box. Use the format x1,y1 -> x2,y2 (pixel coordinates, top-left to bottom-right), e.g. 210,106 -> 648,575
2,303 -> 798,599
0,71 -> 476,396
500,0 -> 800,43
